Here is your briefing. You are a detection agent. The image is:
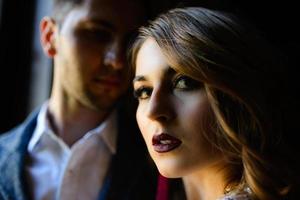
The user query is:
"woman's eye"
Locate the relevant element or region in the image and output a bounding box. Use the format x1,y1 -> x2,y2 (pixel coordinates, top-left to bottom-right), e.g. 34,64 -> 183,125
133,87 -> 152,100
174,75 -> 201,90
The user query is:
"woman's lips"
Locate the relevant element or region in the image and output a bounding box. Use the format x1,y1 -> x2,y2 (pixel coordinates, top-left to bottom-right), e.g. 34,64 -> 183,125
152,133 -> 182,153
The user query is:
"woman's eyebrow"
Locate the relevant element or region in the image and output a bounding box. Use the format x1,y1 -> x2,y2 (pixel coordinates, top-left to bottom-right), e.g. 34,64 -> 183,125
166,67 -> 176,76
133,75 -> 146,84
133,67 -> 176,84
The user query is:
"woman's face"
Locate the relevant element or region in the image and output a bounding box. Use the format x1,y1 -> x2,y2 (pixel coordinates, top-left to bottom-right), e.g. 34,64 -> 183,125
133,38 -> 223,178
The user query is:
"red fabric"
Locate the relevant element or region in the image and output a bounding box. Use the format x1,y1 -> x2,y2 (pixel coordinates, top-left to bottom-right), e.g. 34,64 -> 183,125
156,174 -> 169,200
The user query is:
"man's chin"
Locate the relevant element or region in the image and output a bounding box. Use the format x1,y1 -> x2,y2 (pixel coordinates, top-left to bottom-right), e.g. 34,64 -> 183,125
87,95 -> 121,111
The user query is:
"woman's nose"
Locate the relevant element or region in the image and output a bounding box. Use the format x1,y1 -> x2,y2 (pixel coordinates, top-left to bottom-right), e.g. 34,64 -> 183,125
146,89 -> 175,123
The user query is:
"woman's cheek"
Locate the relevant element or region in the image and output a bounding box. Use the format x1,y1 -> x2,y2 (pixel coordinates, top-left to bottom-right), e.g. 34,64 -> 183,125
136,106 -> 151,146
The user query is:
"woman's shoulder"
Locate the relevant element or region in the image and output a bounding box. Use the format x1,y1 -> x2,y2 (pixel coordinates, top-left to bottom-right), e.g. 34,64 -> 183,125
218,187 -> 252,200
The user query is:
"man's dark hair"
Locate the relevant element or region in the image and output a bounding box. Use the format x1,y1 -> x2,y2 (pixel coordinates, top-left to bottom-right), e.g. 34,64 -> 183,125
51,0 -> 180,26
52,0 -> 83,24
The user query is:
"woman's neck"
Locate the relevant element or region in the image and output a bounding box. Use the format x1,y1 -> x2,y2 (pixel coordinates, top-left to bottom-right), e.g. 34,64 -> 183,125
182,163 -> 227,200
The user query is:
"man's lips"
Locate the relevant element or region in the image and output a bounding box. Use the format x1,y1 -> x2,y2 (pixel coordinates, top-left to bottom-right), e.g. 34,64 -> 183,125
94,76 -> 122,87
152,133 -> 182,153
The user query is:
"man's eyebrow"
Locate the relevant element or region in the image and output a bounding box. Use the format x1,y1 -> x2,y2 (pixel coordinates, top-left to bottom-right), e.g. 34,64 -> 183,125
82,18 -> 115,31
133,76 -> 146,83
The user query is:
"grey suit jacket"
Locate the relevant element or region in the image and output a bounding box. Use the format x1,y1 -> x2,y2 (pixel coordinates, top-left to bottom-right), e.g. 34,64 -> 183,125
0,105 -> 157,200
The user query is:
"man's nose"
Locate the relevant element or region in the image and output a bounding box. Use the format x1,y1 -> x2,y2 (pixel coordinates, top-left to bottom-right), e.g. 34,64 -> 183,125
146,88 -> 175,123
103,43 -> 125,70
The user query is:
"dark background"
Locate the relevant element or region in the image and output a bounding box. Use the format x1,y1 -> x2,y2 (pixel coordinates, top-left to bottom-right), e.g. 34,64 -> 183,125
0,0 -> 36,132
0,0 -> 298,133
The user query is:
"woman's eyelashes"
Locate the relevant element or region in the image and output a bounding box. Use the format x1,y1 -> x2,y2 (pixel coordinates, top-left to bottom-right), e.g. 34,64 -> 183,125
173,75 -> 202,90
133,86 -> 152,100
133,75 -> 202,100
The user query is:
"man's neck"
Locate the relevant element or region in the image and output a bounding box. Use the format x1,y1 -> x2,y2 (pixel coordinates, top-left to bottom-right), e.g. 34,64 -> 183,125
47,97 -> 110,147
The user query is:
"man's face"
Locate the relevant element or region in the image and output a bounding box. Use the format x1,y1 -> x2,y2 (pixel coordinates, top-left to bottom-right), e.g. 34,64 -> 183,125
53,0 -> 145,111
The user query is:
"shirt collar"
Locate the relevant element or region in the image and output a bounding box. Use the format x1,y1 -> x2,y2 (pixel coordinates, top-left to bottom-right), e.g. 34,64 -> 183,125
28,102 -> 52,152
103,110 -> 117,154
28,102 -> 118,154
83,110 -> 118,154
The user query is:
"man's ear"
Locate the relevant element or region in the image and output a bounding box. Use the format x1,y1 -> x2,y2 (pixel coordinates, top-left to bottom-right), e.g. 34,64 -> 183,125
40,17 -> 57,58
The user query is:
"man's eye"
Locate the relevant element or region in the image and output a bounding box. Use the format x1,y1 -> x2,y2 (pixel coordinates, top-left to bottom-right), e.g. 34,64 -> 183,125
90,29 -> 111,40
79,28 -> 112,42
133,87 -> 152,100
173,75 -> 201,90
124,31 -> 138,49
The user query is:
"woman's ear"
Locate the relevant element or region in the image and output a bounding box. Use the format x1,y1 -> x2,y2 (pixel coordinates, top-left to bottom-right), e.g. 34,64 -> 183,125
40,16 -> 57,57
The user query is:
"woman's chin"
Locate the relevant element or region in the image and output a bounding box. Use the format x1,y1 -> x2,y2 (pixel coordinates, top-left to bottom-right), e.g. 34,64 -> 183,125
156,165 -> 184,178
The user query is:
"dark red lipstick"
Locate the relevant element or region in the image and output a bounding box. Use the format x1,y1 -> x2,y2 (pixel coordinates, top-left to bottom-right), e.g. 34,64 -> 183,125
152,133 -> 182,153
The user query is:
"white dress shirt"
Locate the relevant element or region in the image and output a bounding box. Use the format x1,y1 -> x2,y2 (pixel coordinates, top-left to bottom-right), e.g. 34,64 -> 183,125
26,102 -> 117,200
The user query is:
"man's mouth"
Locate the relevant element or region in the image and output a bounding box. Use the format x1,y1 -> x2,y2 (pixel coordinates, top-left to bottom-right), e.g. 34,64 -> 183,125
94,76 -> 122,87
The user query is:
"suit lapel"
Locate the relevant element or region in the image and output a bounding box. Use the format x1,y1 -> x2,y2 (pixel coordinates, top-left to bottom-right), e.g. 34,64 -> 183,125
97,158 -> 113,200
0,110 -> 39,200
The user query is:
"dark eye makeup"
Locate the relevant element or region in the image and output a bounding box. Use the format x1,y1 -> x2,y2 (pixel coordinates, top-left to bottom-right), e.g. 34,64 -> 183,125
133,73 -> 202,100
133,86 -> 152,100
173,75 -> 202,90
